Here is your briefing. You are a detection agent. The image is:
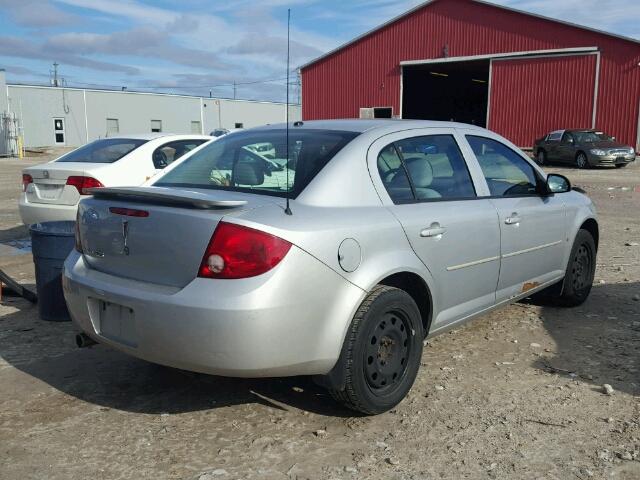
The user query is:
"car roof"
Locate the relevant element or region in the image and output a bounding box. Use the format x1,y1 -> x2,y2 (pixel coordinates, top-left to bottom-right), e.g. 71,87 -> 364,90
104,133 -> 212,141
253,119 -> 487,133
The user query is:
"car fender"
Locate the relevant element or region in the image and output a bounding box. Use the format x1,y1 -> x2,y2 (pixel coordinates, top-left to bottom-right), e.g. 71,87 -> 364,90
313,253 -> 437,391
230,202 -> 438,353
560,191 -> 598,268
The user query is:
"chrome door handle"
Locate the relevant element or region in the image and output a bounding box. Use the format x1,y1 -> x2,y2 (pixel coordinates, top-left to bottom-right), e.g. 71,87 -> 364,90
505,213 -> 521,225
420,222 -> 446,238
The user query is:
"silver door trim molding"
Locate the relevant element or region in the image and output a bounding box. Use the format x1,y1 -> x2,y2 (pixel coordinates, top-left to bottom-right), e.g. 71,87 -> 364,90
502,240 -> 563,259
446,255 -> 500,272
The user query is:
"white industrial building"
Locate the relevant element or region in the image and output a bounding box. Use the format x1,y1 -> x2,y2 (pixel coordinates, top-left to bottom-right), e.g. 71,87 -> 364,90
0,69 -> 301,155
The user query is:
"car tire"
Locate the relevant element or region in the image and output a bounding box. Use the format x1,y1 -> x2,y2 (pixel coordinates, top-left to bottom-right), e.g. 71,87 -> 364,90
615,163 -> 628,168
576,152 -> 589,169
556,229 -> 597,307
536,150 -> 546,166
328,285 -> 424,415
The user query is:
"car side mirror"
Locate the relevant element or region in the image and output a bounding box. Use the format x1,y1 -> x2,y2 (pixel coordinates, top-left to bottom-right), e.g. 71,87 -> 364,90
547,174 -> 571,194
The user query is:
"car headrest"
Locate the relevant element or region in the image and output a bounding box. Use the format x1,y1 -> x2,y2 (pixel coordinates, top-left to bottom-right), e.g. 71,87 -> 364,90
153,150 -> 168,168
233,159 -> 264,186
405,158 -> 433,187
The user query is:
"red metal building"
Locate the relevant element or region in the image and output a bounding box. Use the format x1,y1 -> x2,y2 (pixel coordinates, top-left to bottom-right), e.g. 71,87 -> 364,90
300,0 -> 640,149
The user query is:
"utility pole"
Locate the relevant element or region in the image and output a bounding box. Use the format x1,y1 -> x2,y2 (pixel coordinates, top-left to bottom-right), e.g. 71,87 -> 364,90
233,81 -> 237,100
52,62 -> 59,87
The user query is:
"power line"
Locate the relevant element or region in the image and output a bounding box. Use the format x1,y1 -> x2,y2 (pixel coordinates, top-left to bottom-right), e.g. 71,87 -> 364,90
136,73 -> 299,90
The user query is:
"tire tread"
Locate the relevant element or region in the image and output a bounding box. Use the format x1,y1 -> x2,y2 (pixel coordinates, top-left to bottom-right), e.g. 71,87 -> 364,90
328,285 -> 398,415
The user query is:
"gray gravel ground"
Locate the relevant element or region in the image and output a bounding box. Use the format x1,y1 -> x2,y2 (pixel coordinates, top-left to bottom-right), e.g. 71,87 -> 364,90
0,152 -> 639,480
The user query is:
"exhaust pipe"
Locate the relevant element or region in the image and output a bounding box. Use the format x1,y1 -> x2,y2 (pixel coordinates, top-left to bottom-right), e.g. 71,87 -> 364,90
76,333 -> 97,348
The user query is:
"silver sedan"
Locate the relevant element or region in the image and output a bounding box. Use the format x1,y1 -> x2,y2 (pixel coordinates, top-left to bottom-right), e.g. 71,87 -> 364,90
63,120 -> 598,414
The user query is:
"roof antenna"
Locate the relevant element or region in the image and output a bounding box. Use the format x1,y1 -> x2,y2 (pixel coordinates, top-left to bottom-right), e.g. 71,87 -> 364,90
284,8 -> 293,216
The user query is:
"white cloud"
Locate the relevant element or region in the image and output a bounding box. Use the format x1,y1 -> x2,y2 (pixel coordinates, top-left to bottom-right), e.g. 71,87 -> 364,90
4,0 -> 637,103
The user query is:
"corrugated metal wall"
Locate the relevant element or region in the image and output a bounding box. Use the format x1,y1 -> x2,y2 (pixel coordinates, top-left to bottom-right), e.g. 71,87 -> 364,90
301,0 -> 640,148
488,54 -> 597,147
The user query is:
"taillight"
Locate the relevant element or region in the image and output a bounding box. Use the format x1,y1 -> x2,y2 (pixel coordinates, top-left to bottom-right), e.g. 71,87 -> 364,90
74,211 -> 83,253
66,176 -> 104,195
22,174 -> 33,192
109,207 -> 149,217
198,222 -> 292,279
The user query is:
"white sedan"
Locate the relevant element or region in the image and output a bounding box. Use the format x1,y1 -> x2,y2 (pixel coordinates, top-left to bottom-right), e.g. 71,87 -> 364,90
19,133 -> 211,225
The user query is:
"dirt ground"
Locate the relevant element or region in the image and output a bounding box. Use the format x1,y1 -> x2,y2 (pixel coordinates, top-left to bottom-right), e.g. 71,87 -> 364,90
0,152 -> 638,480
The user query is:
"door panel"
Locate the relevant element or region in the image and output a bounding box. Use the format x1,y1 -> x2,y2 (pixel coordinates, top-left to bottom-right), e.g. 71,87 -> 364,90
463,134 -> 568,301
556,142 -> 574,163
557,132 -> 576,163
491,196 -> 567,301
389,200 -> 500,326
368,129 -> 501,328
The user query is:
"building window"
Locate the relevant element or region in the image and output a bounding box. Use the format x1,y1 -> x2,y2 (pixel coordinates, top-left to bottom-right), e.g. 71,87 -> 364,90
360,107 -> 393,119
53,118 -> 65,144
190,121 -> 202,134
151,120 -> 162,133
106,118 -> 119,136
234,122 -> 244,129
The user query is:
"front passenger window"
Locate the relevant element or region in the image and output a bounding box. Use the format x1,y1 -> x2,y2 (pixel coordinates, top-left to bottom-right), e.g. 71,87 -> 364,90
466,135 -> 539,197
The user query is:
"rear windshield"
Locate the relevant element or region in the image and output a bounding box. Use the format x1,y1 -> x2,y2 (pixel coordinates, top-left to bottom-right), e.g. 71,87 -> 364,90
154,129 -> 359,197
56,138 -> 148,163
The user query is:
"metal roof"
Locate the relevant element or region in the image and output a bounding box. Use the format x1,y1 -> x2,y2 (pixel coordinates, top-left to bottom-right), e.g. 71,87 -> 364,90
253,118 -> 487,133
6,83 -> 299,107
104,133 -> 212,141
300,0 -> 640,70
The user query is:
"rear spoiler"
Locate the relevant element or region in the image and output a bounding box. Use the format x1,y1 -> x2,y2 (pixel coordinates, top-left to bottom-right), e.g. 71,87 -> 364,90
87,187 -> 248,209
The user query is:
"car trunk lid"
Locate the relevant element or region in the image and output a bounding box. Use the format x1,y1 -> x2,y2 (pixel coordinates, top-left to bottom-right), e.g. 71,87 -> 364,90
23,162 -> 106,206
77,187 -> 267,288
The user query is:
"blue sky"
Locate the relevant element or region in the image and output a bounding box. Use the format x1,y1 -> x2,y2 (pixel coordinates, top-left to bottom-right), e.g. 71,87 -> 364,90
1,0 -> 638,102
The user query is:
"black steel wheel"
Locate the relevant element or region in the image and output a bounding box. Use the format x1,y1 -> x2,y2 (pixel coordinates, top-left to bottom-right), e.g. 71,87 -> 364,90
557,229 -> 596,307
327,285 -> 424,415
364,309 -> 412,392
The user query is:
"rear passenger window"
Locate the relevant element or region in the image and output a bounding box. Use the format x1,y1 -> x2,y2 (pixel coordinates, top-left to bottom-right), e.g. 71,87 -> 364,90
377,144 -> 413,203
548,132 -> 562,141
466,136 -> 539,197
377,135 -> 476,203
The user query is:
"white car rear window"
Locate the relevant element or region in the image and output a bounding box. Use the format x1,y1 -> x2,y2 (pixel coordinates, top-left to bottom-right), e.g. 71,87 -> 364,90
57,138 -> 147,163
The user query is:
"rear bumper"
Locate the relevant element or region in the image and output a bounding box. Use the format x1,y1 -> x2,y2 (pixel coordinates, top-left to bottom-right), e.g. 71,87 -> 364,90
19,195 -> 77,225
62,248 -> 365,377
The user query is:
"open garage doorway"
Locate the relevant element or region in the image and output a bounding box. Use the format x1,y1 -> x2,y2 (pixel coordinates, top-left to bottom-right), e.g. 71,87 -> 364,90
402,60 -> 490,126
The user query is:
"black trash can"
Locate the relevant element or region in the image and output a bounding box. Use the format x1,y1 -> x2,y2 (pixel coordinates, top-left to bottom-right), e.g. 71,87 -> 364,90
29,221 -> 76,322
